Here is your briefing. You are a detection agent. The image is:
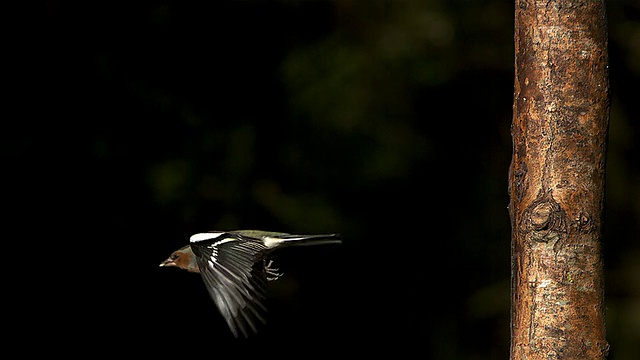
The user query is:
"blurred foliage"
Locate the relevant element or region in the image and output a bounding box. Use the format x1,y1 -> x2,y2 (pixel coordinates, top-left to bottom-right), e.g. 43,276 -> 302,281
4,0 -> 639,359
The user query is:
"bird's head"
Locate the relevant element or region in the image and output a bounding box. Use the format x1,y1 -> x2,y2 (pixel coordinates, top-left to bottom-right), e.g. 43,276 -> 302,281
159,245 -> 200,273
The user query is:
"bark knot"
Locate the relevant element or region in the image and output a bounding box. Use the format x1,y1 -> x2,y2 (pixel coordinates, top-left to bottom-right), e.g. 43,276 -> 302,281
520,190 -> 568,248
531,202 -> 553,230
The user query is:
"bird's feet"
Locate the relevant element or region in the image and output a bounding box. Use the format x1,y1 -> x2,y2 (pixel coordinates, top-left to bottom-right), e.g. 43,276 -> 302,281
265,259 -> 283,281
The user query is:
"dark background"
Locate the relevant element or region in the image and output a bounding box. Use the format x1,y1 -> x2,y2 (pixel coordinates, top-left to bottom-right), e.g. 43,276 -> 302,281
4,1 -> 638,358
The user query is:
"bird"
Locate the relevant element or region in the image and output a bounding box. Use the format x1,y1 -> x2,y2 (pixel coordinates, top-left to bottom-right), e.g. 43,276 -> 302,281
159,230 -> 342,338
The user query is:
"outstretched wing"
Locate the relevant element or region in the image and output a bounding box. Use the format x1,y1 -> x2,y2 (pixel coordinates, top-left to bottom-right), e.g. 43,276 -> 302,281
190,233 -> 269,338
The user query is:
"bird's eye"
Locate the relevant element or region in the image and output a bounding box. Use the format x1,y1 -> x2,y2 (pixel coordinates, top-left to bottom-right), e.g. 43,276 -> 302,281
170,253 -> 180,260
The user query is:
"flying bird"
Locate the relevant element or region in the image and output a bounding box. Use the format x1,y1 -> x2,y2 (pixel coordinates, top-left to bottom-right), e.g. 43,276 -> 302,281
159,230 -> 342,338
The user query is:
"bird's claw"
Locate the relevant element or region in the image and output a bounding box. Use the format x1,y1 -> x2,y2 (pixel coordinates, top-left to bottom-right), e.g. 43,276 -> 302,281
265,259 -> 283,281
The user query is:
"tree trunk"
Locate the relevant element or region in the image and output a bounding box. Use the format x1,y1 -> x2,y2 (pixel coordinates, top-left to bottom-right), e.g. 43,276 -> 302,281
509,0 -> 610,359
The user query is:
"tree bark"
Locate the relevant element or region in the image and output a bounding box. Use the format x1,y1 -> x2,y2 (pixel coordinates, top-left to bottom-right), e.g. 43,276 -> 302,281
509,0 -> 610,359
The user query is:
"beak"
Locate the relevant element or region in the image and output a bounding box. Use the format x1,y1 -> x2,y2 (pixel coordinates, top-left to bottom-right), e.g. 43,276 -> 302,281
159,258 -> 175,268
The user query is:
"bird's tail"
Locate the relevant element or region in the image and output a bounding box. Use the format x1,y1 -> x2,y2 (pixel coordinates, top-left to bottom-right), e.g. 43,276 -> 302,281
262,233 -> 342,249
